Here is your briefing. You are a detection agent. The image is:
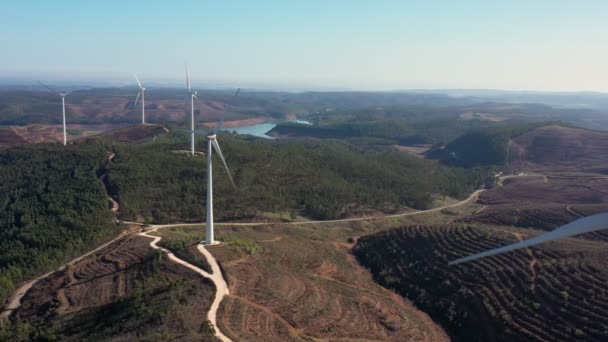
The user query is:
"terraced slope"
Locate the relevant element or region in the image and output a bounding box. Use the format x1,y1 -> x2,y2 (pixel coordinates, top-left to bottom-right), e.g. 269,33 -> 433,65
11,236 -> 219,341
461,176 -> 608,240
508,125 -> 608,173
354,225 -> 608,342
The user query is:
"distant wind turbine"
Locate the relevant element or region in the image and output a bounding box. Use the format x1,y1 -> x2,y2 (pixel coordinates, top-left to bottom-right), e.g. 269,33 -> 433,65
185,64 -> 198,156
449,212 -> 608,266
39,82 -> 70,146
133,74 -> 146,124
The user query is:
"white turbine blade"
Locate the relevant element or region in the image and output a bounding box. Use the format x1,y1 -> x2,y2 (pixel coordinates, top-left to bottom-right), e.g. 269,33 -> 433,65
449,212 -> 608,266
39,81 -> 61,95
185,63 -> 191,92
133,91 -> 141,108
134,74 -> 143,89
211,139 -> 236,189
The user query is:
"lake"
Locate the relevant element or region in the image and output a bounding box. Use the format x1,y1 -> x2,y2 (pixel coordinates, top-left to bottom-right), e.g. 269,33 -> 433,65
223,123 -> 277,139
221,119 -> 312,139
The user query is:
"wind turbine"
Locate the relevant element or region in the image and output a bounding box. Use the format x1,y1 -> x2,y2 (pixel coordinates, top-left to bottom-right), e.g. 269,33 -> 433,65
133,74 -> 146,124
185,64 -> 198,156
39,82 -> 70,146
449,212 -> 608,265
200,88 -> 240,244
202,123 -> 236,245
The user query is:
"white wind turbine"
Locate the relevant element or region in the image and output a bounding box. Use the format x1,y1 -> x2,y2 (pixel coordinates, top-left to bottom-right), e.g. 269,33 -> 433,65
39,82 -> 70,146
200,89 -> 240,244
185,64 -> 198,156
133,74 -> 146,124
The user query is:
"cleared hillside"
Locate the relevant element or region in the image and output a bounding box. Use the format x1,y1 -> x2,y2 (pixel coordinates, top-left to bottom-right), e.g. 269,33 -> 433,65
508,125 -> 608,173
97,124 -> 168,143
157,224 -> 449,342
6,235 -> 219,341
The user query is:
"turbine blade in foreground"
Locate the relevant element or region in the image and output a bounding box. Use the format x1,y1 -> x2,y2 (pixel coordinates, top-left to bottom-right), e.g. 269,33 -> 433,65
449,212 -> 608,266
211,139 -> 236,189
38,81 -> 60,95
134,74 -> 143,88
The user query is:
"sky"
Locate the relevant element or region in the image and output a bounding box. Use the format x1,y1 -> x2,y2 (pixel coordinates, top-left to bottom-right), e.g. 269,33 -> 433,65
1,1 -> 607,91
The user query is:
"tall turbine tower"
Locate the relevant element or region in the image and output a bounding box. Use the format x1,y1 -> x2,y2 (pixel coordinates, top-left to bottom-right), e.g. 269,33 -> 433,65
204,125 -> 236,244
185,64 -> 198,156
133,74 -> 146,124
202,88 -> 240,244
39,82 -> 70,146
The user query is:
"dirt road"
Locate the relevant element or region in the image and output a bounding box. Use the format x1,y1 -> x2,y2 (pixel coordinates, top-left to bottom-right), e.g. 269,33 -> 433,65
139,228 -> 232,342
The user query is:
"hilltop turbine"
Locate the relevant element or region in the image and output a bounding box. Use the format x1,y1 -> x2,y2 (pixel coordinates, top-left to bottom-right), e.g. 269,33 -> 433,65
185,64 -> 198,156
449,212 -> 608,266
200,88 -> 240,244
39,82 -> 70,146
202,124 -> 236,245
133,74 -> 146,124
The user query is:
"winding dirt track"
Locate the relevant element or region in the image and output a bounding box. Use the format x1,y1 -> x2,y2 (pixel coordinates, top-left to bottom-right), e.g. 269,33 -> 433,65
139,227 -> 232,342
136,188 -> 486,231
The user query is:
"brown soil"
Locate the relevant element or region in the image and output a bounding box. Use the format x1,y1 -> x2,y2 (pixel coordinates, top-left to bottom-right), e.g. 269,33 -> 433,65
9,124 -> 125,145
98,124 -> 168,143
208,226 -> 448,342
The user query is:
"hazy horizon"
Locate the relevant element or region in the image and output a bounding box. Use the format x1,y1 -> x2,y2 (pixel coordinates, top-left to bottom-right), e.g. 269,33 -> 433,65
2,1 -> 607,92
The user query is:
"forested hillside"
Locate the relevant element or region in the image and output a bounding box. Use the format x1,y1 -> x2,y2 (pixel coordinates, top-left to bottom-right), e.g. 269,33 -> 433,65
107,131 -> 492,223
427,122 -> 556,167
0,142 -> 119,305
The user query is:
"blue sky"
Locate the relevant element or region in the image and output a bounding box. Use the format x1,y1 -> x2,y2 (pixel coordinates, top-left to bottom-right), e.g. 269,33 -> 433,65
1,1 -> 607,91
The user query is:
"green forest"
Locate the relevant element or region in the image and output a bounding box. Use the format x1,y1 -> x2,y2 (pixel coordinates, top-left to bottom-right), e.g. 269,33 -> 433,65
107,131 -> 493,223
428,122 -> 558,167
0,142 -> 119,305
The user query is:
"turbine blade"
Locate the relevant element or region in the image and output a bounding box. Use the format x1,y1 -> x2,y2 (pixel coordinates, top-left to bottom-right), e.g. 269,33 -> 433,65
38,81 -> 60,95
234,88 -> 240,97
449,212 -> 608,266
134,74 -> 143,88
185,63 -> 191,92
211,139 -> 236,189
133,91 -> 141,108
